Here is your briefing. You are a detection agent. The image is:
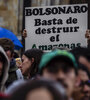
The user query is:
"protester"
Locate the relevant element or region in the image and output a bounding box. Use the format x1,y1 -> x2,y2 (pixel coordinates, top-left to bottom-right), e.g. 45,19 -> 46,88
0,46 -> 9,92
10,79 -> 67,100
0,38 -> 23,88
78,64 -> 90,100
70,47 -> 90,100
72,63 -> 90,100
5,48 -> 43,94
38,49 -> 79,100
20,48 -> 43,79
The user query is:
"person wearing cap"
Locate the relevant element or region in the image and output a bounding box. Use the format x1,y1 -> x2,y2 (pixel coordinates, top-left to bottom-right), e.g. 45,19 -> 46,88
39,49 -> 79,100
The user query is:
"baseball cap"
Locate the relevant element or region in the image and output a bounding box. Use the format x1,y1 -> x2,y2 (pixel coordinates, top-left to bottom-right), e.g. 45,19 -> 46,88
39,49 -> 78,72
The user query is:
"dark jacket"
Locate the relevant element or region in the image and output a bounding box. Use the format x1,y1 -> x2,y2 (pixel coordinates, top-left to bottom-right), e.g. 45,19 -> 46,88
6,59 -> 18,88
6,58 -> 24,88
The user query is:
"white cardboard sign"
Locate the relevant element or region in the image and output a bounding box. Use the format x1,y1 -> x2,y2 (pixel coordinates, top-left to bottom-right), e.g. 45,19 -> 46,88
25,4 -> 88,51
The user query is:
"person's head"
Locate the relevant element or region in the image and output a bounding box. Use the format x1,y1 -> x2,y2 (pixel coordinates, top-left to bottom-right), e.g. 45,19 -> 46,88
39,49 -> 78,99
78,63 -> 90,100
70,47 -> 90,71
70,47 -> 90,100
0,38 -> 14,61
21,48 -> 43,78
10,79 -> 67,100
0,46 -> 9,92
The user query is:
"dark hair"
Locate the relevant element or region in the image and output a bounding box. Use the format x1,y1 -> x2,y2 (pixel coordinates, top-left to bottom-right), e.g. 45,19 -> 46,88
52,47 -> 69,51
0,38 -> 14,56
13,52 -> 19,58
40,56 -> 78,75
10,79 -> 67,100
78,63 -> 90,79
70,47 -> 90,62
23,48 -> 43,77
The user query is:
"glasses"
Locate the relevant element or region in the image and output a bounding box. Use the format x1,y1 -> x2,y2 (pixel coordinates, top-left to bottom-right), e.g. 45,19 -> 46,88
80,80 -> 90,87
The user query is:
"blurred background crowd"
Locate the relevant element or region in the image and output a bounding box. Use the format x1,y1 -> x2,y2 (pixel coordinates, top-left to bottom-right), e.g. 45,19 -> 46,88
0,0 -> 90,100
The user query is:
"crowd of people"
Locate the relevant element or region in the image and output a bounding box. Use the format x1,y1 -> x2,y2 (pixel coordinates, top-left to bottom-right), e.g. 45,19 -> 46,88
0,30 -> 90,100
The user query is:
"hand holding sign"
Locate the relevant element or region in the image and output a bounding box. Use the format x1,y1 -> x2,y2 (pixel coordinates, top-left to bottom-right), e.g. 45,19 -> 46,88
85,30 -> 90,40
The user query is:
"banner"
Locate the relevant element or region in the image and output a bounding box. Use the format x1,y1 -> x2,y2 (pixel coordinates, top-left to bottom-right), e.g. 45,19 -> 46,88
25,4 -> 88,51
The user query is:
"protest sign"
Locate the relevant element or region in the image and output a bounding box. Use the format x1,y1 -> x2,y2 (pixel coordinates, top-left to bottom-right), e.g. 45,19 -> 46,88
25,4 -> 88,51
